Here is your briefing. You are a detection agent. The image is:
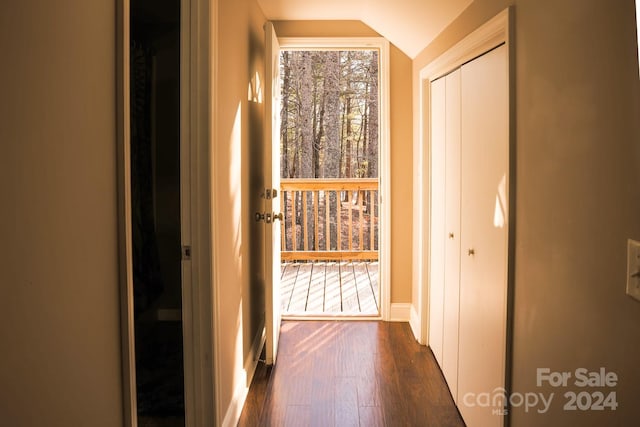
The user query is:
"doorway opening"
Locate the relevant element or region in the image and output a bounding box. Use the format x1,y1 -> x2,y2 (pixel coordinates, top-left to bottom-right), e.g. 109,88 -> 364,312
276,43 -> 388,318
130,0 -> 184,425
119,0 -> 213,423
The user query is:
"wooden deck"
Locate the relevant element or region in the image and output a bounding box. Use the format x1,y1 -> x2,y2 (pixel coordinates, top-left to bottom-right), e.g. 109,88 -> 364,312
281,262 -> 379,317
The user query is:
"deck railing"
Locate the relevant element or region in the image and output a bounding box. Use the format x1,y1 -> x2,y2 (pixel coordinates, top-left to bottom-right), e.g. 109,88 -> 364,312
280,178 -> 379,261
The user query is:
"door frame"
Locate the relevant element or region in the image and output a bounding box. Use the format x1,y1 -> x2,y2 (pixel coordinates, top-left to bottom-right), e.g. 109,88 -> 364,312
412,8 -> 513,344
276,36 -> 392,320
116,0 -> 218,425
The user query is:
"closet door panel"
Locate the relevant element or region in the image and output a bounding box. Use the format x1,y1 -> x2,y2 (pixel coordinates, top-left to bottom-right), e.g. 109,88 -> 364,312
442,69 -> 461,402
458,45 -> 509,427
428,76 -> 446,366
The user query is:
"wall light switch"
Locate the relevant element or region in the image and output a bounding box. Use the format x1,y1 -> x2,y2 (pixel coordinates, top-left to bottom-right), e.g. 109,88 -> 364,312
626,239 -> 640,302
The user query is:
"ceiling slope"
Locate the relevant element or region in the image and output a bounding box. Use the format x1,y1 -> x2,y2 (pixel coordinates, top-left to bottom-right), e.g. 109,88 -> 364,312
257,0 -> 473,58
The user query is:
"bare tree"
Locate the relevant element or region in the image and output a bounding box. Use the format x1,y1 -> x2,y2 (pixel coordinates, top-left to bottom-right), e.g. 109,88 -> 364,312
278,49 -> 380,251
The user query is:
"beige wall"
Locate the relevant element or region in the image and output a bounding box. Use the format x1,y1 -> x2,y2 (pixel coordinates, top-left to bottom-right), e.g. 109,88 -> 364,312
389,42 -> 414,303
273,20 -> 414,303
414,0 -> 640,425
0,1 -> 123,426
214,0 -> 267,420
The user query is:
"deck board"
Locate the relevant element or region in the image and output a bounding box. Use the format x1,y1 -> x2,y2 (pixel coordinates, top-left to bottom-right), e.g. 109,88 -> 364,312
341,263 -> 360,313
366,262 -> 379,308
281,261 -> 379,316
289,264 -> 312,312
354,262 -> 378,314
324,263 -> 342,313
306,263 -> 326,313
281,263 -> 298,311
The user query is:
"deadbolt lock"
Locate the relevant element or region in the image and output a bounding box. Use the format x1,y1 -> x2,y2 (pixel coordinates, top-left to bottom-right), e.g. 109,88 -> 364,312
263,188 -> 278,199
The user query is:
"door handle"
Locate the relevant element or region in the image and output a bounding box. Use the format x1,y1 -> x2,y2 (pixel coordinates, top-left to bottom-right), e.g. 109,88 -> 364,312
255,212 -> 283,223
468,248 -> 475,256
266,212 -> 284,224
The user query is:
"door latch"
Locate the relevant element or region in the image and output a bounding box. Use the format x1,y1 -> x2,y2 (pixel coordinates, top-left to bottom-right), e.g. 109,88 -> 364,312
182,245 -> 192,260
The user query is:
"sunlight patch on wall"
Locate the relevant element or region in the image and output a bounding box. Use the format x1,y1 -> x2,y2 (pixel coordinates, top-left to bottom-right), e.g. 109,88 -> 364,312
248,71 -> 263,103
230,102 -> 243,258
493,174 -> 507,229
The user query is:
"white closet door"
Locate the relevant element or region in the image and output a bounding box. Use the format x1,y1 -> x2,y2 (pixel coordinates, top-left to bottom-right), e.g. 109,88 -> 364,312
442,68 -> 461,402
428,76 -> 446,366
458,44 -> 509,427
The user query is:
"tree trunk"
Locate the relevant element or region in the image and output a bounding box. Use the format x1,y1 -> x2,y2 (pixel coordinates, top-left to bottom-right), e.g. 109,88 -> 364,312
280,51 -> 290,178
367,52 -> 379,178
323,51 -> 340,179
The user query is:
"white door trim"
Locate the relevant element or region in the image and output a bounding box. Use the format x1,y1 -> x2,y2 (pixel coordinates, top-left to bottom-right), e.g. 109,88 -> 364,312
277,36 -> 392,320
184,0 -> 218,425
413,8 -> 511,344
116,0 -> 218,425
115,2 -> 135,424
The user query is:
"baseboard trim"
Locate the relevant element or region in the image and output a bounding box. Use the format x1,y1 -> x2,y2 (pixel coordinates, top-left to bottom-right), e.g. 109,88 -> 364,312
409,304 -> 423,344
389,303 -> 411,322
221,326 -> 266,427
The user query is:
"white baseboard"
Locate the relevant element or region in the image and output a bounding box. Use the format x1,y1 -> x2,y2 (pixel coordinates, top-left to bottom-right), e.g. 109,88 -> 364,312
221,326 -> 266,427
389,303 -> 411,322
409,304 -> 424,344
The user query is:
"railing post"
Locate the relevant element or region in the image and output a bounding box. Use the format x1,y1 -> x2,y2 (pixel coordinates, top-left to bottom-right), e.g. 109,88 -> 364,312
325,191 -> 330,251
281,191 -> 286,250
358,189 -> 364,250
370,190 -> 375,251
314,190 -> 319,251
292,191 -> 297,251
303,191 -> 308,251
348,191 -> 353,251
337,192 -> 342,251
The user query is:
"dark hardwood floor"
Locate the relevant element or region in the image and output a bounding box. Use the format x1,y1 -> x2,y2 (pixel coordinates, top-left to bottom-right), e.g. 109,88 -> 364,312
238,321 -> 465,427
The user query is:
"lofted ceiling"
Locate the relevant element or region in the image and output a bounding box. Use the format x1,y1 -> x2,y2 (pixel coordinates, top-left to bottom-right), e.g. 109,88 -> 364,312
257,0 -> 474,58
